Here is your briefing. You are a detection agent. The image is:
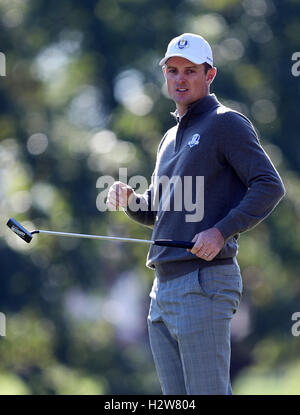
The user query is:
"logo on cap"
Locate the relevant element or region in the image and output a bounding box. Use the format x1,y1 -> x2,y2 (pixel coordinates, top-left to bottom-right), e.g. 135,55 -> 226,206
177,39 -> 189,49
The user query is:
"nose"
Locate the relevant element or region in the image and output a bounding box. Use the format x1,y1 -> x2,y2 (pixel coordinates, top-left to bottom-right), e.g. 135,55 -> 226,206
175,72 -> 187,85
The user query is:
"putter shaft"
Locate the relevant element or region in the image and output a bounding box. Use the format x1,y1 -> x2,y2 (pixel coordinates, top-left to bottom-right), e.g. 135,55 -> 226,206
34,229 -> 153,244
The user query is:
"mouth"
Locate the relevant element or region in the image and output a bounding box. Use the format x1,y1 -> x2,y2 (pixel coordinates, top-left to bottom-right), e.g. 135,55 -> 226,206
176,88 -> 189,93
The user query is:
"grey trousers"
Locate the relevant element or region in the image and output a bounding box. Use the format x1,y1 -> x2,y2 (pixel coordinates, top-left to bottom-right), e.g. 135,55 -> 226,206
147,259 -> 242,395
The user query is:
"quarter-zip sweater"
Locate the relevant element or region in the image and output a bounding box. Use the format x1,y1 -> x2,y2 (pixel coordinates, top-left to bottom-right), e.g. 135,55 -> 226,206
126,94 -> 285,281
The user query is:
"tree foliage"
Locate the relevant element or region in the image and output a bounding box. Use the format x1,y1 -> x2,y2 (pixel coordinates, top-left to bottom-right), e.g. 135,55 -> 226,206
0,0 -> 299,394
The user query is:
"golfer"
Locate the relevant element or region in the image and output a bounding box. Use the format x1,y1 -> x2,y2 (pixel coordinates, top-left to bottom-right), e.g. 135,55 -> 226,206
106,33 -> 285,395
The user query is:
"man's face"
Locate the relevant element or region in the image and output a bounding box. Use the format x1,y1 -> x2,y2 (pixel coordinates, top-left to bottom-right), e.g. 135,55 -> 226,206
163,56 -> 216,115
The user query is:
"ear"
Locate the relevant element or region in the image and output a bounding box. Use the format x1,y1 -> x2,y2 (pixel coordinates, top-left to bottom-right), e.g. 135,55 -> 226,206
207,67 -> 217,85
162,65 -> 167,78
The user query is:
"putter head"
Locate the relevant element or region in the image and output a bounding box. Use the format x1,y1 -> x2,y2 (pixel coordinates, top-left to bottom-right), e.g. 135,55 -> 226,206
7,218 -> 33,243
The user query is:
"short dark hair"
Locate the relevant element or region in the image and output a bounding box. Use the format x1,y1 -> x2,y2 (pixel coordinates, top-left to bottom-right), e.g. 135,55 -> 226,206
203,62 -> 213,74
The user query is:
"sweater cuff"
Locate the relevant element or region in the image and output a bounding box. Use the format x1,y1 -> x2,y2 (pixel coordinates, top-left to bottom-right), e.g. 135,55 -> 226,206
124,193 -> 156,227
214,220 -> 237,242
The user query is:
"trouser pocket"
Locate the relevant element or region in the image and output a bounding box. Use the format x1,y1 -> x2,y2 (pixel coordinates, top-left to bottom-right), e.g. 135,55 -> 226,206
196,264 -> 242,319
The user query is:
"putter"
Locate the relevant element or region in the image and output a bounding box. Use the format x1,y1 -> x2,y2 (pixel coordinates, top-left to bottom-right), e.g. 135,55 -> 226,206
6,218 -> 194,249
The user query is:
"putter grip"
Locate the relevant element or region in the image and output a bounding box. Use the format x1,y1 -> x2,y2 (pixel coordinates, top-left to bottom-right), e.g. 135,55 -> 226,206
154,239 -> 194,249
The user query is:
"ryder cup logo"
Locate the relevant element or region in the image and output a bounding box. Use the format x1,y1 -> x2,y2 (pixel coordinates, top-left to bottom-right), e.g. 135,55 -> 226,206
177,39 -> 189,49
188,134 -> 200,148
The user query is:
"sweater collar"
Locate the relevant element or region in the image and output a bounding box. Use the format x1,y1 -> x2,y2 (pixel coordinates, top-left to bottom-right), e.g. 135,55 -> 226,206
171,93 -> 220,123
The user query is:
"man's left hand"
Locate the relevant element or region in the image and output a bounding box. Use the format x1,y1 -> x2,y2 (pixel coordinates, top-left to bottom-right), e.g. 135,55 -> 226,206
188,227 -> 225,261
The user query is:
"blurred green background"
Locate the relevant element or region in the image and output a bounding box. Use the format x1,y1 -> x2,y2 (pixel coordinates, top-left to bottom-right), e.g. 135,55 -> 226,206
0,0 -> 300,395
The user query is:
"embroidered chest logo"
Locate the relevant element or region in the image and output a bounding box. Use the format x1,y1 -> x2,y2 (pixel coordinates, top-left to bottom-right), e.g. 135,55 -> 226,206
188,134 -> 200,148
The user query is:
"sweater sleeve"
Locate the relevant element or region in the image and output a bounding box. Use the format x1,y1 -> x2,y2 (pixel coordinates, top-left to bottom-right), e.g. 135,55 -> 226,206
214,111 -> 286,241
124,173 -> 157,228
123,132 -> 169,228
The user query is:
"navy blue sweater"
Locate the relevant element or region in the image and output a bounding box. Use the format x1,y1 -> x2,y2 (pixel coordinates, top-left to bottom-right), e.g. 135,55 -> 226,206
126,94 -> 285,280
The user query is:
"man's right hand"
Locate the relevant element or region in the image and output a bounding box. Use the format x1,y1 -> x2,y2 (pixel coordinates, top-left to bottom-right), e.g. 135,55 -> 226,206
106,181 -> 135,210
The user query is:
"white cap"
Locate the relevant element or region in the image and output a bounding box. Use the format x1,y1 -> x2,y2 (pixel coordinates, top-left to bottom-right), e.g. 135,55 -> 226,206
159,33 -> 213,67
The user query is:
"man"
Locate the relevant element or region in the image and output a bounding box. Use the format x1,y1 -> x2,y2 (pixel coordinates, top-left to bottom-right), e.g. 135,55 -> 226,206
106,33 -> 285,395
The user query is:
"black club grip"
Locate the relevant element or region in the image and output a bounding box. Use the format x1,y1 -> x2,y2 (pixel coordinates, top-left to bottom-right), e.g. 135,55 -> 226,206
154,239 -> 194,249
